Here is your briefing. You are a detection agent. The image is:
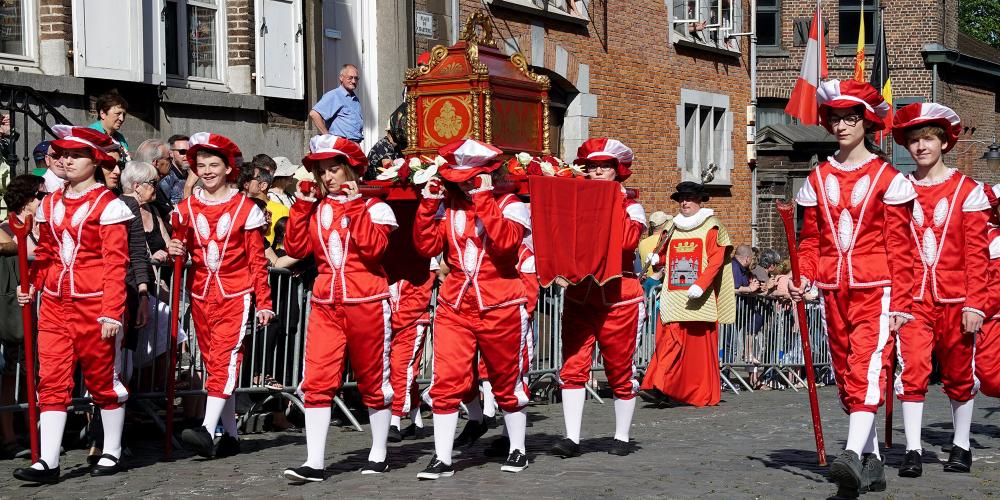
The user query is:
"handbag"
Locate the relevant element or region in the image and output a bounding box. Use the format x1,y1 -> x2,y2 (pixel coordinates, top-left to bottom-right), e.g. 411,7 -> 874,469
0,254 -> 24,343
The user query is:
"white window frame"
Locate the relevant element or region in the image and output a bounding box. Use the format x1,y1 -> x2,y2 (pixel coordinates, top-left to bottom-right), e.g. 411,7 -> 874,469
668,0 -> 741,54
163,0 -> 229,91
486,0 -> 588,20
0,0 -> 39,66
676,88 -> 733,186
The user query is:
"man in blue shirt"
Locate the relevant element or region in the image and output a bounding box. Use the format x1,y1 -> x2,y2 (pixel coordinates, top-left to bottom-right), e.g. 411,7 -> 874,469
309,64 -> 364,142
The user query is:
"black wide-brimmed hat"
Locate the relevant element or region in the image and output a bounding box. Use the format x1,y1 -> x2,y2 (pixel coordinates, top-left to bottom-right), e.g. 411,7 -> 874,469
670,181 -> 709,202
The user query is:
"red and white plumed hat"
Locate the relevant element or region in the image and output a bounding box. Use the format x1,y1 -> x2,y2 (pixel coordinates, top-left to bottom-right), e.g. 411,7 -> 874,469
50,125 -> 117,168
816,79 -> 891,133
302,134 -> 367,174
574,138 -> 634,180
186,132 -> 244,181
891,102 -> 962,153
437,139 -> 504,182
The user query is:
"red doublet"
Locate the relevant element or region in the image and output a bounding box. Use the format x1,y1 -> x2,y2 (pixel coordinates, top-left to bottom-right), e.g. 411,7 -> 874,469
561,198 -> 646,401
175,188 -> 273,398
976,190 -> 1000,397
285,194 -> 397,409
414,190 -> 531,413
795,155 -> 916,413
641,225 -> 726,407
33,184 -> 133,411
388,272 -> 435,416
896,171 -> 989,403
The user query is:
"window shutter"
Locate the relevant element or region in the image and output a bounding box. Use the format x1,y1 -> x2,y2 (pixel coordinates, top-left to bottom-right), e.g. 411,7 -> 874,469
891,96 -> 925,174
255,0 -> 304,99
142,0 -> 166,85
72,0 -> 144,82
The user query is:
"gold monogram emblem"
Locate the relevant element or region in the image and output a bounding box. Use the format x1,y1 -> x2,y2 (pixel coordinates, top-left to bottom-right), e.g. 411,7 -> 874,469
434,101 -> 463,139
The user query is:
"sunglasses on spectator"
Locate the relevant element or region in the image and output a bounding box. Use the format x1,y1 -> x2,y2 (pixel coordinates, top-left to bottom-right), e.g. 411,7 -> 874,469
140,180 -> 157,187
34,191 -> 48,200
172,148 -> 188,155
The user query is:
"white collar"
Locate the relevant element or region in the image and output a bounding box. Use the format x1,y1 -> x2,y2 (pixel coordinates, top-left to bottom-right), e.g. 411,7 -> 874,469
672,208 -> 714,230
195,186 -> 238,205
63,182 -> 104,199
827,152 -> 877,172
908,167 -> 956,186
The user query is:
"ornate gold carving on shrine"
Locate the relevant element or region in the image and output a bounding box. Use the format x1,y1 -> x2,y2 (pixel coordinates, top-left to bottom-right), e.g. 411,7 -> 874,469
420,96 -> 473,147
434,102 -> 463,138
542,99 -> 551,155
510,52 -> 551,88
470,91 -> 481,140
404,45 -> 450,80
483,90 -> 493,143
459,11 -> 498,48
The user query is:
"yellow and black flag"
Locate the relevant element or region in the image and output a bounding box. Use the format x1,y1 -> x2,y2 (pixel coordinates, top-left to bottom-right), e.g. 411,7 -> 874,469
868,14 -> 892,140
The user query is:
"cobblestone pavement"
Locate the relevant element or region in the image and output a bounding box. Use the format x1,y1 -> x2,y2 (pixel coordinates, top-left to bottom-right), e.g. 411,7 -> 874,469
0,386 -> 997,499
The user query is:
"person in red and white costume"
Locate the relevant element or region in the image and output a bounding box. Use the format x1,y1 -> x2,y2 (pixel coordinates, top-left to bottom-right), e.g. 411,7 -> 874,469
13,127 -> 134,483
788,79 -> 916,498
551,138 -> 646,459
977,184 -> 1000,399
167,133 -> 274,459
280,135 -> 398,483
412,139 -> 532,479
386,258 -> 439,442
890,103 -> 990,477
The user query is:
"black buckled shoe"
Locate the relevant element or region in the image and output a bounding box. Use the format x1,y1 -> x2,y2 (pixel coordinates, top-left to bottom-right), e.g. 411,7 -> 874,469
943,445 -> 972,473
387,425 -> 403,443
214,433 -> 241,458
550,437 -> 581,458
12,459 -> 60,484
898,449 -> 923,478
283,465 -> 325,484
181,427 -> 216,458
858,453 -> 886,493
608,439 -> 632,456
828,450 -> 863,499
454,420 -> 488,447
90,454 -> 124,477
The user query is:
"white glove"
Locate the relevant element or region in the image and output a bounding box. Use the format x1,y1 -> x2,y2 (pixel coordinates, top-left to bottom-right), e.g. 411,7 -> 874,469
645,253 -> 659,267
421,178 -> 445,199
686,284 -> 704,299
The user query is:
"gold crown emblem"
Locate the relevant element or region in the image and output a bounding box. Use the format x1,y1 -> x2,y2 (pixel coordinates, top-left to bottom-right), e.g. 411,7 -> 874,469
673,241 -> 698,253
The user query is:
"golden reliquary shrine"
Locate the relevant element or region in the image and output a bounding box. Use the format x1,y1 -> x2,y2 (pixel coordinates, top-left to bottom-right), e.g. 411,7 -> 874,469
403,12 -> 551,157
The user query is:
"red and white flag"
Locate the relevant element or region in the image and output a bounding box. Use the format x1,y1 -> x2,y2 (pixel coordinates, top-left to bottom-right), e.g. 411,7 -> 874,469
785,0 -> 828,125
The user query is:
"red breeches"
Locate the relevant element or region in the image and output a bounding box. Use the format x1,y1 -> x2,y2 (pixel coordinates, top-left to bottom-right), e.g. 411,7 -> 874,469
823,287 -> 895,413
191,290 -> 253,399
428,303 -> 531,414
977,319 -> 1000,398
299,300 -> 392,409
559,299 -> 644,400
37,294 -> 128,412
895,300 -> 977,402
389,320 -> 429,416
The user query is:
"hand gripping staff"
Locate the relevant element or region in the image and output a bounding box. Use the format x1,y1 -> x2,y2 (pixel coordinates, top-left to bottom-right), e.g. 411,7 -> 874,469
7,213 -> 39,462
165,211 -> 187,458
776,201 -> 827,466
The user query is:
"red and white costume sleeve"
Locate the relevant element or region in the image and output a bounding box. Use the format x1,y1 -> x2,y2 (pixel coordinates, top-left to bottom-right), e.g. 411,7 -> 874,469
795,154 -> 916,413
560,195 -> 647,401
174,188 -> 273,399
413,188 -> 532,414
976,184 -> 1000,398
894,170 -> 989,403
32,184 -> 132,411
284,192 -> 397,409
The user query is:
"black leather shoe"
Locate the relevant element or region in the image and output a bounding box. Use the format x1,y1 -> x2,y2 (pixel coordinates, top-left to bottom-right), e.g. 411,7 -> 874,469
608,439 -> 632,456
898,449 -> 923,478
13,459 -> 60,484
400,423 -> 424,440
828,450 -> 863,499
214,433 -> 241,458
181,427 -> 216,458
387,425 -> 403,443
454,420 -> 488,447
550,437 -> 581,458
943,445 -> 972,473
90,454 -> 123,477
637,389 -> 665,404
858,453 -> 886,493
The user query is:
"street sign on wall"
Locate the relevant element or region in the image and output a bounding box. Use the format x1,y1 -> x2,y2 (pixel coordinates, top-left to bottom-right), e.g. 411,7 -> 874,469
415,12 -> 434,37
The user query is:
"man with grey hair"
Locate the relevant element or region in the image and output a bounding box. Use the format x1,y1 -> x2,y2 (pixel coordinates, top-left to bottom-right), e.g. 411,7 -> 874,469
732,245 -> 760,294
309,64 -> 364,142
134,139 -> 175,218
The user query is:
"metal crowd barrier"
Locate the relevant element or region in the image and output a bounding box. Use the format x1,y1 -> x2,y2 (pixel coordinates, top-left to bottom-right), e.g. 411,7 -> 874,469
0,269 -> 833,427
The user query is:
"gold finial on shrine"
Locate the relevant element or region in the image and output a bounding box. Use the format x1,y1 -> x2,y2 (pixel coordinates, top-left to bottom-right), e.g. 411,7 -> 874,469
460,11 -> 499,48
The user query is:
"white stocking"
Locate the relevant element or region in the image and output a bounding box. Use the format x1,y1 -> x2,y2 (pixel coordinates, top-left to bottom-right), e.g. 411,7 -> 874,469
432,412 -> 459,465
902,401 -> 924,452
613,397 -> 636,442
504,410 -> 527,453
33,411 -> 67,470
98,407 -> 126,466
367,408 -> 391,463
845,411 -> 875,456
303,407 -> 331,469
950,398 -> 975,450
561,388 -> 585,443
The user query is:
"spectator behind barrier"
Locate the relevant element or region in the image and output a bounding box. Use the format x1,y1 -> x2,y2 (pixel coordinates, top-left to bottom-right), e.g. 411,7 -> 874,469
89,89 -> 130,152
309,64 -> 364,142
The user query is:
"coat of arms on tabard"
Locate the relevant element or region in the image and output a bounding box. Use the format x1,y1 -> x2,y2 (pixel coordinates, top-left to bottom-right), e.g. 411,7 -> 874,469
667,239 -> 703,290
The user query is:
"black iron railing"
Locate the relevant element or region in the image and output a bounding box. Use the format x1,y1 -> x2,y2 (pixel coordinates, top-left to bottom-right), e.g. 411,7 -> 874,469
0,84 -> 72,178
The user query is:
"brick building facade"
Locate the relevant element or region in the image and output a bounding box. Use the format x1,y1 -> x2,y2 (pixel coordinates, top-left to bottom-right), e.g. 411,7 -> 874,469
414,0 -> 757,245
754,0 -> 1000,254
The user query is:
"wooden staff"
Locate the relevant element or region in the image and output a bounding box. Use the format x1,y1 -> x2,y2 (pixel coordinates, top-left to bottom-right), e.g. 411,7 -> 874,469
164,212 -> 186,458
7,213 -> 38,462
776,201 -> 827,466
